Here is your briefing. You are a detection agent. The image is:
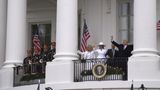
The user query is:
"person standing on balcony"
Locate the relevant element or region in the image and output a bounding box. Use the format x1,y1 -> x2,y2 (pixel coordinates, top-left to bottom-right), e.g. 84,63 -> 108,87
111,36 -> 133,80
105,44 -> 119,58
42,44 -> 50,62
49,42 -> 56,61
78,45 -> 96,60
32,48 -> 42,74
41,44 -> 50,73
78,45 -> 96,71
23,49 -> 32,74
111,36 -> 133,57
94,42 -> 107,59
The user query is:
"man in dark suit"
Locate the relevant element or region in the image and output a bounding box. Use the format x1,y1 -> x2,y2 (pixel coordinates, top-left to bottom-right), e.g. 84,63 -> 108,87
105,44 -> 118,58
111,36 -> 133,57
23,49 -> 32,74
111,36 -> 133,80
49,42 -> 56,61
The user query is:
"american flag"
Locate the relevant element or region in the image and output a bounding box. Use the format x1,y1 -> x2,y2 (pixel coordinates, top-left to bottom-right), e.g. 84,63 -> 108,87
157,20 -> 160,31
80,19 -> 90,52
33,35 -> 41,55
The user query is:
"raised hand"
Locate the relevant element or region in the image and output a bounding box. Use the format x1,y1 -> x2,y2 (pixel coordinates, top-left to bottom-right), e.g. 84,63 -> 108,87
111,36 -> 113,41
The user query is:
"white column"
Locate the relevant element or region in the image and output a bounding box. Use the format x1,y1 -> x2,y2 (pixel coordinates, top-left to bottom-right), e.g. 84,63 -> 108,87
51,15 -> 56,42
0,0 -> 27,89
54,0 -> 78,60
128,0 -> 160,81
132,0 -> 158,56
4,0 -> 27,67
0,0 -> 27,88
0,0 -> 7,68
46,0 -> 78,84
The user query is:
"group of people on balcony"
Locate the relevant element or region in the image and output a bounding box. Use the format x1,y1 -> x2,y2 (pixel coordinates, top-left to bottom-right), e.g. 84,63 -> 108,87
78,36 -> 133,60
77,36 -> 132,80
22,35 -> 133,74
23,42 -> 56,74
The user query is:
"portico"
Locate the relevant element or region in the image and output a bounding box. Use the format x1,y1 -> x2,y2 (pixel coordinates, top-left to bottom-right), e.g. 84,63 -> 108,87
0,0 -> 160,90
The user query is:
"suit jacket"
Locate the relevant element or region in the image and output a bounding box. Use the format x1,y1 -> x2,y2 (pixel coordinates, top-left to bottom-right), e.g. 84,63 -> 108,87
49,48 -> 56,60
105,49 -> 118,58
111,41 -> 133,57
23,56 -> 32,65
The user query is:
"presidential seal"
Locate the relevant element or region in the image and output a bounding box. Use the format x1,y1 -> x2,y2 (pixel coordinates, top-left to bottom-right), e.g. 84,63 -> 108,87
92,63 -> 107,79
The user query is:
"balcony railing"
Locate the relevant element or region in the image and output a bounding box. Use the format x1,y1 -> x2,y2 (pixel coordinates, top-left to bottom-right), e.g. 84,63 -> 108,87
14,57 -> 128,86
73,57 -> 128,82
13,62 -> 47,86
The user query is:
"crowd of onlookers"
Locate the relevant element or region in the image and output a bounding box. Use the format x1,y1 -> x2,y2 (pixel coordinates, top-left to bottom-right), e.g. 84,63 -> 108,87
23,42 -> 56,74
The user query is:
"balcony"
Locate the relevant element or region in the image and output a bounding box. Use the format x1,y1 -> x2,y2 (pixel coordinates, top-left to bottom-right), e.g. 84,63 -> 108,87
13,57 -> 128,86
13,62 -> 46,86
73,58 -> 128,82
11,57 -> 160,90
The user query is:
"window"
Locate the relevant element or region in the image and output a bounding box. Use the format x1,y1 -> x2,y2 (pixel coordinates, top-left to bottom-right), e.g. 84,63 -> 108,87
31,24 -> 51,50
118,0 -> 133,43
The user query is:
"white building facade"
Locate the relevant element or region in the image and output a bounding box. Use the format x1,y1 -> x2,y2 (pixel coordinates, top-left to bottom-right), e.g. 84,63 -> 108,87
0,0 -> 160,90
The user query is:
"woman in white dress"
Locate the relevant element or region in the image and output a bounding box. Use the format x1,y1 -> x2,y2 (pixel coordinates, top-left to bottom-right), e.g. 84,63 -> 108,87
94,42 -> 107,59
78,45 -> 96,60
78,45 -> 96,70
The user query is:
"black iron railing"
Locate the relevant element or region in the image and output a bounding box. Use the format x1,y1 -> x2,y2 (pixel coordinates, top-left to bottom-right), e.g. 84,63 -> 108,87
13,62 -> 47,86
14,57 -> 128,86
73,57 -> 128,82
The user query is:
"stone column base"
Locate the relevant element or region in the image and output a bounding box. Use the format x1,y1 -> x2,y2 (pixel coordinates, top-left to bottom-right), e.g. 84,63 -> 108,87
128,56 -> 160,81
0,67 -> 13,89
45,60 -> 73,84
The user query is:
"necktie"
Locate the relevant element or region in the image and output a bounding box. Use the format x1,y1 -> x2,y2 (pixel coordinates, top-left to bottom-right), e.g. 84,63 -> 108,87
112,49 -> 115,57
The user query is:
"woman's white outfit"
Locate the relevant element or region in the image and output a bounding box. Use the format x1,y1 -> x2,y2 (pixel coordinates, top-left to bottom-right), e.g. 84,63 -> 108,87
78,50 -> 96,59
95,49 -> 107,59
